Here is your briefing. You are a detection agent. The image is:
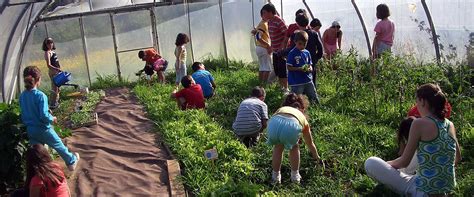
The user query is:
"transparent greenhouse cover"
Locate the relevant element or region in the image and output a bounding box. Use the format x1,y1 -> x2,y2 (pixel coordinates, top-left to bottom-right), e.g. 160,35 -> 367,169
1,0 -> 473,103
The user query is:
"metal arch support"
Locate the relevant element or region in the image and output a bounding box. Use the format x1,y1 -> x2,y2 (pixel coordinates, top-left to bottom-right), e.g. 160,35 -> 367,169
79,16 -> 92,86
149,8 -> 160,53
184,0 -> 195,63
351,0 -> 372,58
1,5 -> 31,102
421,0 -> 441,64
109,13 -> 122,81
9,1 -> 52,103
302,0 -> 314,20
218,0 -> 229,66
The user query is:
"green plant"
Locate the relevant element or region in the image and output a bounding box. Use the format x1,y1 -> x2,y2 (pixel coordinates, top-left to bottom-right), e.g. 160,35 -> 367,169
0,103 -> 27,194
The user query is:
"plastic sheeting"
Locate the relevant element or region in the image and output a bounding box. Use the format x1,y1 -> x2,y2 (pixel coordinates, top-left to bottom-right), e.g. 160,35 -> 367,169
1,1 -> 49,102
2,0 -> 473,103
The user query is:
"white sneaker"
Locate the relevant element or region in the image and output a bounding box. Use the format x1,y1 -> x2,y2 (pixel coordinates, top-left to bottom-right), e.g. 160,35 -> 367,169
290,171 -> 302,183
67,152 -> 80,171
272,171 -> 281,184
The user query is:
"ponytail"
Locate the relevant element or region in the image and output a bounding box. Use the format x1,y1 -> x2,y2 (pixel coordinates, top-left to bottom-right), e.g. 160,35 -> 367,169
23,66 -> 41,90
416,83 -> 447,120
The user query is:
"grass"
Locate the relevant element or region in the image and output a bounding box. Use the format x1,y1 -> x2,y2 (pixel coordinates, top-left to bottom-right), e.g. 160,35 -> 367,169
131,55 -> 473,196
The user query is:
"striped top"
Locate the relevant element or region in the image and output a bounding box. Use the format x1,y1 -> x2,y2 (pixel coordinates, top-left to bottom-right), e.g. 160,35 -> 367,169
416,117 -> 456,194
232,98 -> 268,135
268,15 -> 288,51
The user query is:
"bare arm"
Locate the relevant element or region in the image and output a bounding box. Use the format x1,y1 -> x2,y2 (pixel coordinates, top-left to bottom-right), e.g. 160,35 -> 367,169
337,32 -> 342,49
261,119 -> 268,130
398,141 -> 406,156
449,122 -> 462,165
388,120 -> 421,169
287,64 -> 312,72
372,35 -> 379,58
302,125 -> 320,160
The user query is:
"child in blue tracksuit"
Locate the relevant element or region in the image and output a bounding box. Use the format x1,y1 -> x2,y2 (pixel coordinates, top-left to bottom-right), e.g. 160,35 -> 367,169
19,66 -> 79,171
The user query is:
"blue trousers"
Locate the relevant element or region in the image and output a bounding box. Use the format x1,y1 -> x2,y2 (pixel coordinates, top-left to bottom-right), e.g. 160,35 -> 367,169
290,82 -> 320,103
28,127 -> 77,165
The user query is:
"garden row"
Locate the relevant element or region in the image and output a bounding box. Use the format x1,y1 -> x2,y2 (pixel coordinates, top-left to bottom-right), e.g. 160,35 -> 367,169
134,55 -> 473,195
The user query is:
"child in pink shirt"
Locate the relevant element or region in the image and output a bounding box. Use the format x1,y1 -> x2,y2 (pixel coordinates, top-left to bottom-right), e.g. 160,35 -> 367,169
372,4 -> 395,59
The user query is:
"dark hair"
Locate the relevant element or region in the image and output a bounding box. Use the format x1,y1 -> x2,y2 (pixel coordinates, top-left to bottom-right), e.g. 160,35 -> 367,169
138,50 -> 145,59
416,83 -> 447,120
191,62 -> 203,72
25,144 -> 64,190
175,33 -> 189,46
294,31 -> 308,43
42,38 -> 56,51
376,4 -> 390,19
251,86 -> 265,98
23,66 -> 41,90
181,75 -> 193,88
295,14 -> 309,27
310,18 -> 322,28
282,93 -> 309,111
397,116 -> 416,144
295,9 -> 306,17
261,3 -> 277,15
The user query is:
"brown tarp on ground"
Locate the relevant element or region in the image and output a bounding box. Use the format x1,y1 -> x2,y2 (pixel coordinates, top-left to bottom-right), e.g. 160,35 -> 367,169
65,88 -> 171,196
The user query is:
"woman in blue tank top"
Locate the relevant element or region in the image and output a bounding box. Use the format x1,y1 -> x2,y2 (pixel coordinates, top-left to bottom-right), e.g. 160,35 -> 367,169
364,83 -> 462,196
42,38 -> 61,108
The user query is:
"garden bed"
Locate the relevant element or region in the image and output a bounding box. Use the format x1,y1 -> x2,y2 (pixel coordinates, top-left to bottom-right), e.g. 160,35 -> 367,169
134,56 -> 473,196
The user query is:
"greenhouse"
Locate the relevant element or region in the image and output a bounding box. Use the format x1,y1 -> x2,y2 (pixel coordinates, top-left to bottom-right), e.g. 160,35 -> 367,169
1,0 -> 473,196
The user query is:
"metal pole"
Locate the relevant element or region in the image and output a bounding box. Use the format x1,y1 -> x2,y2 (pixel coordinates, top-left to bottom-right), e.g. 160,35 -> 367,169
218,0 -> 229,66
280,0 -> 283,18
302,0 -> 314,20
185,0 -> 195,63
150,8 -> 160,53
421,0 -> 441,64
1,5 -> 30,102
79,17 -> 92,86
109,13 -> 122,81
351,0 -> 372,58
44,21 -> 49,38
251,0 -> 255,28
14,4 -> 35,102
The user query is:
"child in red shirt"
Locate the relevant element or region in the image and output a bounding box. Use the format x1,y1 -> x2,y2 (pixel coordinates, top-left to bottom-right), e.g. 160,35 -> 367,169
26,144 -> 70,197
171,75 -> 205,110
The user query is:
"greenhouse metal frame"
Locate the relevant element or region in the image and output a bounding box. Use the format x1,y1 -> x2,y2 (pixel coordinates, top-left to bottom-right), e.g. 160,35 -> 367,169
1,0 -> 472,103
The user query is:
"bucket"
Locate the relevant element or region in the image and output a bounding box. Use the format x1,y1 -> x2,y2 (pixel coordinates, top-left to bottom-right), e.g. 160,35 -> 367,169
53,72 -> 71,87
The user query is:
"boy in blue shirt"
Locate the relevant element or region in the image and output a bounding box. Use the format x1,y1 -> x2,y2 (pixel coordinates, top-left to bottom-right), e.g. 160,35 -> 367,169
191,62 -> 216,99
286,31 -> 320,103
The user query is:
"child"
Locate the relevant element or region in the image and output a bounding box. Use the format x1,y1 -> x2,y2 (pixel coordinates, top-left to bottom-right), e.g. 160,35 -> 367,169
42,38 -> 61,109
365,83 -> 462,196
251,11 -> 272,85
26,144 -> 70,197
322,21 -> 343,59
19,66 -> 79,171
261,3 -> 289,93
286,31 -> 320,103
171,75 -> 205,110
396,116 -> 417,175
372,4 -> 395,59
191,62 -> 216,99
175,33 -> 190,89
137,48 -> 168,83
232,86 -> 268,147
267,93 -> 320,184
289,14 -> 323,87
286,9 -> 307,41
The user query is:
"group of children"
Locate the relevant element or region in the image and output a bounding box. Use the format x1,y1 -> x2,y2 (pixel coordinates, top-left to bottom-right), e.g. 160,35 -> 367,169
16,3 -> 459,196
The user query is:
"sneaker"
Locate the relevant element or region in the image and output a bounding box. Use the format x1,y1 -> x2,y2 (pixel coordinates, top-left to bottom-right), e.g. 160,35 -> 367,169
272,171 -> 281,184
67,152 -> 80,171
290,171 -> 302,183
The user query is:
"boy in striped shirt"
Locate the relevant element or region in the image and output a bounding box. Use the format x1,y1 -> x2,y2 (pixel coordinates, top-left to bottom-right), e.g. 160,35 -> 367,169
232,87 -> 268,147
261,3 -> 289,93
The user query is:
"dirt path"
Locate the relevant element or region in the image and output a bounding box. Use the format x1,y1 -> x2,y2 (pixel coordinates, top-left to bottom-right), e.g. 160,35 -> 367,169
65,88 -> 172,196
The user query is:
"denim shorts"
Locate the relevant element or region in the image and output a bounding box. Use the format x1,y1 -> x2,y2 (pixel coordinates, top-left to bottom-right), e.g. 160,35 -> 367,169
267,114 -> 302,150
